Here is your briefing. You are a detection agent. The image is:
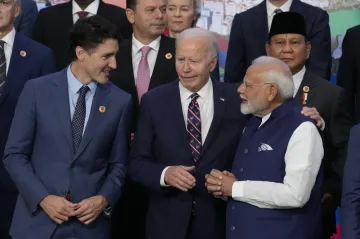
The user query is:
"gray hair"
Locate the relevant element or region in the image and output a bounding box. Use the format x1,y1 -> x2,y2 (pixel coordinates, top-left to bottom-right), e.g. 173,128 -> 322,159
176,28 -> 218,60
251,56 -> 294,100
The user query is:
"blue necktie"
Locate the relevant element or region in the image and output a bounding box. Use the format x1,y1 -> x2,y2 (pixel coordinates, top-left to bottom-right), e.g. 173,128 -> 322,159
187,93 -> 202,162
72,85 -> 89,153
0,41 -> 6,96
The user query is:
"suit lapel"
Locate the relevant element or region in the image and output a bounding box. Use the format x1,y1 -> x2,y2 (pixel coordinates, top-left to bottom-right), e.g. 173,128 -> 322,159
73,82 -> 111,161
256,1 -> 269,47
294,70 -> 317,106
201,81 -> 225,155
63,1 -> 74,30
53,69 -> 74,152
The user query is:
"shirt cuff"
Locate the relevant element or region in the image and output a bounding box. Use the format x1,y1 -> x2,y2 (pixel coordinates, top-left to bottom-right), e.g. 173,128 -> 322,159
232,181 -> 245,200
320,117 -> 325,131
160,166 -> 171,187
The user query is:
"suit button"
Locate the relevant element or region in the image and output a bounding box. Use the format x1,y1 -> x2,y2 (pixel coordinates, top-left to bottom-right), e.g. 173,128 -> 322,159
231,226 -> 236,231
244,149 -> 248,154
240,168 -> 243,172
232,205 -> 235,210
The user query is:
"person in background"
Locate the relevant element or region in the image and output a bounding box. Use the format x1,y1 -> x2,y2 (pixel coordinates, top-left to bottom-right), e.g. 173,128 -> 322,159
164,0 -> 220,81
265,12 -> 354,238
33,0 -> 132,70
14,0 -> 38,38
3,16 -> 132,239
0,0 -> 56,237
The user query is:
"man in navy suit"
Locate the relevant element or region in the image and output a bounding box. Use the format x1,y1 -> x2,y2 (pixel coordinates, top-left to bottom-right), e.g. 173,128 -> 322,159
224,0 -> 331,83
3,16 -> 132,239
14,0 -> 38,38
128,28 -> 248,239
0,0 -> 56,238
341,124 -> 360,238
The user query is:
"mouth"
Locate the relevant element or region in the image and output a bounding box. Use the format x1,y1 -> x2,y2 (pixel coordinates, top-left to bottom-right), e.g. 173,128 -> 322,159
172,21 -> 183,24
281,58 -> 293,62
102,69 -> 110,76
240,95 -> 247,104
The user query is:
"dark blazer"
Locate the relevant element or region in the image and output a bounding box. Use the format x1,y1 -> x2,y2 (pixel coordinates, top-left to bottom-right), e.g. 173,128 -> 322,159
3,69 -> 132,239
337,25 -> 360,123
294,70 -> 354,237
341,124 -> 360,239
128,80 -> 248,239
110,35 -> 178,131
14,0 -> 38,38
224,0 -> 331,83
0,32 -> 55,239
33,0 -> 132,70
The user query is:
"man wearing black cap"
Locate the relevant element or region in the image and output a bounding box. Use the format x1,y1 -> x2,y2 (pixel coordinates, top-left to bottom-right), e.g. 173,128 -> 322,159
266,11 -> 354,239
224,0 -> 331,84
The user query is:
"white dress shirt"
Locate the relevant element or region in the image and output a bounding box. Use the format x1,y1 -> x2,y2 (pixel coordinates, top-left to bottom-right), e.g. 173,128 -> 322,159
266,0 -> 293,31
232,113 -> 324,208
132,35 -> 161,84
72,0 -> 99,23
293,66 -> 306,96
160,79 -> 214,186
1,28 -> 16,74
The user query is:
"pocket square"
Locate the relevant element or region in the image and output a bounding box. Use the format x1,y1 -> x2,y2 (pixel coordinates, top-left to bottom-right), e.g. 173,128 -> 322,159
258,143 -> 273,152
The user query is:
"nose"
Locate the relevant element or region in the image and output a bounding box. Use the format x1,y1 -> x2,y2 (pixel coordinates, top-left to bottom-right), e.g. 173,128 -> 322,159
238,82 -> 245,94
155,8 -> 164,19
282,42 -> 293,52
175,8 -> 181,17
109,56 -> 117,70
183,60 -> 191,72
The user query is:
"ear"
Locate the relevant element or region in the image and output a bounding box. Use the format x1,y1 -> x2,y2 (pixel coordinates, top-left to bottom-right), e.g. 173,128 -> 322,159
209,55 -> 218,72
267,85 -> 278,102
265,41 -> 270,56
126,8 -> 135,24
75,46 -> 88,61
305,41 -> 311,60
14,3 -> 20,18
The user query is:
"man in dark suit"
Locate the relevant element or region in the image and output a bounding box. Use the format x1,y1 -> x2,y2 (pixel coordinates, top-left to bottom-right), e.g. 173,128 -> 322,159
0,0 -> 56,237
128,28 -> 248,239
3,16 -> 132,239
341,123 -> 360,238
14,0 -> 38,38
266,12 -> 354,239
33,0 -> 132,70
337,25 -> 360,123
225,0 -> 331,83
109,0 -> 177,237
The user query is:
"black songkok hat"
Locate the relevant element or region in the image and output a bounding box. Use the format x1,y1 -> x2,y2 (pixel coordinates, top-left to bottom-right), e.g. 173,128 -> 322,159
268,12 -> 307,39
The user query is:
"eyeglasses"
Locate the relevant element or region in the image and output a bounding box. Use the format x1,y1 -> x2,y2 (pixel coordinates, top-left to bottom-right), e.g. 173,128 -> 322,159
242,79 -> 272,90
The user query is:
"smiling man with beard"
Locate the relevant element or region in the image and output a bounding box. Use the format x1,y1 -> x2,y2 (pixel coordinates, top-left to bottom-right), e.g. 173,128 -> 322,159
206,56 -> 324,239
3,16 -> 132,239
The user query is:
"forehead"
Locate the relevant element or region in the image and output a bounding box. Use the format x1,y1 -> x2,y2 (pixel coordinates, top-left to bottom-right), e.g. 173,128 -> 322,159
271,33 -> 305,41
168,0 -> 193,6
93,39 -> 119,53
137,0 -> 166,7
176,38 -> 208,55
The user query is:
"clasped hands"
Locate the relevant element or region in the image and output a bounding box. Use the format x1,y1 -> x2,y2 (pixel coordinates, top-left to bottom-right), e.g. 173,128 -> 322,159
40,195 -> 108,225
205,169 -> 237,197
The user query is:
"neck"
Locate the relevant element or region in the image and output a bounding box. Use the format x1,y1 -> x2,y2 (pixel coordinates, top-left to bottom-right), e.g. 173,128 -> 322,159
268,0 -> 288,7
0,26 -> 13,40
133,30 -> 159,45
291,66 -> 304,76
71,61 -> 93,85
254,102 -> 282,118
169,30 -> 179,39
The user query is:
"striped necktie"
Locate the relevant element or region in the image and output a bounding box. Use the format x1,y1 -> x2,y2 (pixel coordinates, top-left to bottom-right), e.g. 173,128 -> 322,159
0,40 -> 6,96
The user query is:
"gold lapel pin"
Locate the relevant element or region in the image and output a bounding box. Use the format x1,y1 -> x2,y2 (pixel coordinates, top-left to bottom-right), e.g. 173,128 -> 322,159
302,86 -> 309,105
303,86 -> 309,93
165,53 -> 172,59
20,50 -> 26,57
99,106 -> 106,113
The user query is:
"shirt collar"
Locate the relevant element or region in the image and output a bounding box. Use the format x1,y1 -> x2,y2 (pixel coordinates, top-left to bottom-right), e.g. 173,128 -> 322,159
132,34 -> 161,55
179,77 -> 213,102
72,0 -> 100,15
266,0 -> 293,17
259,112 -> 272,127
292,66 -> 306,95
1,28 -> 16,49
67,65 -> 97,95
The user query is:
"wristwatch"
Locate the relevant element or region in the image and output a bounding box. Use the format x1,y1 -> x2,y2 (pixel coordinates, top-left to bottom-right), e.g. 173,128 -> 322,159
103,204 -> 112,218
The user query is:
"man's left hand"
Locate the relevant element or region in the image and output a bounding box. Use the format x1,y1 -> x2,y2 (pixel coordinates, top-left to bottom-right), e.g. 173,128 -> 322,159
301,107 -> 324,129
72,196 -> 108,225
206,169 -> 237,197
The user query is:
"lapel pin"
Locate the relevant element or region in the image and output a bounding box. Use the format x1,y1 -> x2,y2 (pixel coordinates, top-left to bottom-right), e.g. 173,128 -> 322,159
165,53 -> 172,59
302,86 -> 309,105
20,50 -> 26,57
303,86 -> 309,93
220,97 -> 225,101
99,106 -> 106,113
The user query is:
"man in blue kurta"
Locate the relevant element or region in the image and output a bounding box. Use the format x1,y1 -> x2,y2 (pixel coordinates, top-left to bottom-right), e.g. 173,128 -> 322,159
206,56 -> 324,239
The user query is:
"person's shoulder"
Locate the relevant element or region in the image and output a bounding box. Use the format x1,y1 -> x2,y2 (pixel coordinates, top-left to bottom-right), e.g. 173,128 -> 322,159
18,33 -> 52,54
346,25 -> 360,38
38,2 -> 68,16
298,0 -> 327,15
306,71 -> 342,94
108,81 -> 131,100
100,2 -> 126,14
350,123 -> 360,135
26,70 -> 63,88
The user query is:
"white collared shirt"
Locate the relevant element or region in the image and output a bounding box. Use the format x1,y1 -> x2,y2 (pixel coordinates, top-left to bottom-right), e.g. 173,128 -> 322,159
132,35 -> 161,84
1,28 -> 16,74
232,112 -> 324,209
72,0 -> 100,23
266,0 -> 293,31
293,66 -> 306,96
160,79 -> 215,186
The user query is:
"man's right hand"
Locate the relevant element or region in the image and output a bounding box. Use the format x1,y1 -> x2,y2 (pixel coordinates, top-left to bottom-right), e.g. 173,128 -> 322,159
40,195 -> 78,224
164,166 -> 196,192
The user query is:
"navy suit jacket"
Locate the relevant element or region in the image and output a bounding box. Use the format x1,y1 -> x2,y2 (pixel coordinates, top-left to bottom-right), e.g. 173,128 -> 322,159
341,124 -> 360,238
0,32 -> 56,194
14,0 -> 38,38
3,69 -> 132,239
129,80 -> 248,239
224,0 -> 331,83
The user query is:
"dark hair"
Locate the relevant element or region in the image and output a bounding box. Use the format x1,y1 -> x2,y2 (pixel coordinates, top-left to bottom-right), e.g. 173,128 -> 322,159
126,0 -> 137,10
68,15 -> 120,60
